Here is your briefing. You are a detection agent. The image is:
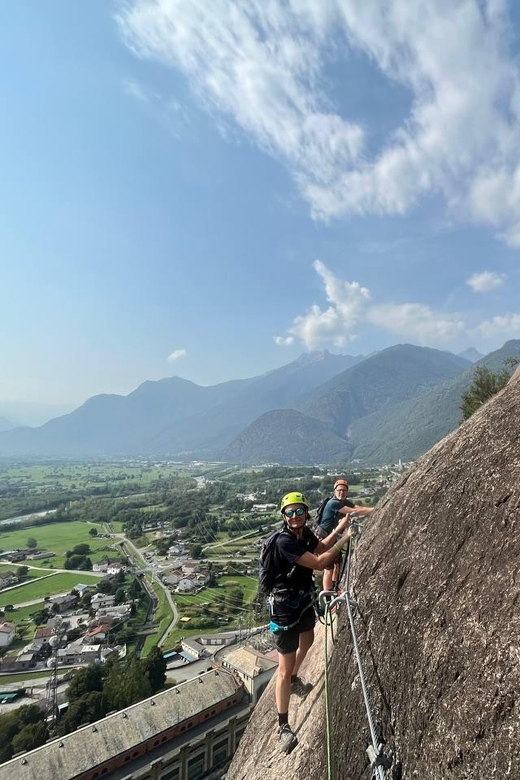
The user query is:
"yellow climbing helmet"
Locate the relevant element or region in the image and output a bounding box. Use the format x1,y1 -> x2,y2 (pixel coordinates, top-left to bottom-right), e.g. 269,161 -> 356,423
280,491 -> 309,513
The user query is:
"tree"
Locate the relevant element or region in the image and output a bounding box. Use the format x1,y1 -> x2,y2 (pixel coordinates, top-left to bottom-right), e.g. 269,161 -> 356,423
64,554 -> 92,571
89,527 -> 98,537
143,646 -> 167,693
104,658 -> 152,712
228,587 -> 244,610
51,602 -> 60,615
56,691 -> 105,736
16,565 -> 29,579
114,587 -> 126,605
11,720 -> 48,755
33,608 -> 50,625
71,543 -> 91,556
191,543 -> 203,559
128,578 -> 142,599
461,361 -> 518,421
0,705 -> 46,762
26,537 -> 37,549
67,664 -> 104,702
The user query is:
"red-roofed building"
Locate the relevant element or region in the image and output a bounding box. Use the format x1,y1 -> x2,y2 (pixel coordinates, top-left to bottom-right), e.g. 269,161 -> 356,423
84,624 -> 109,643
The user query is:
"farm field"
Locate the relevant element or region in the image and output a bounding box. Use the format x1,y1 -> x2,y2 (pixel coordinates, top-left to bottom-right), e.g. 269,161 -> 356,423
0,572 -> 101,607
0,520 -> 110,557
0,462 -> 197,491
0,564 -> 53,580
3,603 -> 44,624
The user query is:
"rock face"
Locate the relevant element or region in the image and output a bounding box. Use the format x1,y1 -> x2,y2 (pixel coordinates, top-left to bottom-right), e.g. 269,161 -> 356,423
226,367 -> 520,780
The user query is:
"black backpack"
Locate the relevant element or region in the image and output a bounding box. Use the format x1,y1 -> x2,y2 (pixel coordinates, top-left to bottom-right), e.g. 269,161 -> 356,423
315,496 -> 331,527
259,528 -> 284,594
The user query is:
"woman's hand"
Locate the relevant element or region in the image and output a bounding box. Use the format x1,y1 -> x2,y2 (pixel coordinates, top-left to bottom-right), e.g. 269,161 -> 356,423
336,514 -> 352,534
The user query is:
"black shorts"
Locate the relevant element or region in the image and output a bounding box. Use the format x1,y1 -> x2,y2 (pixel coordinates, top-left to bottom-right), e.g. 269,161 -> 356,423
272,607 -> 316,655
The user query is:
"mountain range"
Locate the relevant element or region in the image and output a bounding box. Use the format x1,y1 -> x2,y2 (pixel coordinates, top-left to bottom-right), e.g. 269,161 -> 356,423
0,417 -> 16,433
0,342 -> 518,464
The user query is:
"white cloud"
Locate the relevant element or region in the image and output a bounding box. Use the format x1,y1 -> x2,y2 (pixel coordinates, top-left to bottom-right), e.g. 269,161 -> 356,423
118,0 -> 520,244
466,271 -> 506,293
168,349 -> 187,361
279,261 -> 463,348
367,304 -> 464,342
283,260 -> 370,349
475,313 -> 520,338
274,336 -> 294,346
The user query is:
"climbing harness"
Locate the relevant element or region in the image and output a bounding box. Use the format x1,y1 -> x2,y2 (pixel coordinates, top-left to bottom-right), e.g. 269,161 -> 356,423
267,589 -> 316,632
319,519 -> 396,780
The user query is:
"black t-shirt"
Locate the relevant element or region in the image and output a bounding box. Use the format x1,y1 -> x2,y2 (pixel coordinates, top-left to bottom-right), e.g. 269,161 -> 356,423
272,525 -> 319,594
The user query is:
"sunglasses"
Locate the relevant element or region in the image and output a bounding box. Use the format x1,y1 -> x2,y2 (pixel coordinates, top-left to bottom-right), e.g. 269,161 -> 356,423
284,507 -> 306,518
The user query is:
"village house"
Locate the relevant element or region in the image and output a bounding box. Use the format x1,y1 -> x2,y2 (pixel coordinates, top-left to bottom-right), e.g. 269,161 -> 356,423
49,594 -> 78,613
57,641 -> 100,666
34,625 -> 54,641
90,593 -> 116,610
181,560 -> 199,575
92,562 -> 108,572
96,604 -> 132,619
107,562 -> 126,575
176,576 -> 196,593
72,583 -> 91,598
20,639 -> 50,662
14,651 -> 36,670
0,622 -> 16,647
0,571 -> 16,590
6,551 -> 26,563
162,572 -> 180,587
83,624 -> 109,643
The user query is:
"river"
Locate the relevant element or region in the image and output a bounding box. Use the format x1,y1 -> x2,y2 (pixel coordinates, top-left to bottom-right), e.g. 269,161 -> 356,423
0,508 -> 58,527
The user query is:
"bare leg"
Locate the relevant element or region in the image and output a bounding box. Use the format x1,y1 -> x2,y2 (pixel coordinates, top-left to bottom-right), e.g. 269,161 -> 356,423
292,628 -> 315,678
323,568 -> 333,591
276,650 -> 296,715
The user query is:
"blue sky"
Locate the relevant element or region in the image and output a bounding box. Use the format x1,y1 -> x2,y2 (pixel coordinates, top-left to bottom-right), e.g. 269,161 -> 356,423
1,0 -> 520,406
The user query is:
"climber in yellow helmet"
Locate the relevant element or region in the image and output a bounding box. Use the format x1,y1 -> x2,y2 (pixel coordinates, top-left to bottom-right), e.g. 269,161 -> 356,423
269,490 -> 356,755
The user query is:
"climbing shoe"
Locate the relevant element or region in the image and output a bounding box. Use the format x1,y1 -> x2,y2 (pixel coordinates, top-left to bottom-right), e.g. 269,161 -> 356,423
291,676 -> 314,698
278,723 -> 298,754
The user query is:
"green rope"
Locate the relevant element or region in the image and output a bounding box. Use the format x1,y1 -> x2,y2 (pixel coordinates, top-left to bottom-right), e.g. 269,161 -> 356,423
324,601 -> 334,780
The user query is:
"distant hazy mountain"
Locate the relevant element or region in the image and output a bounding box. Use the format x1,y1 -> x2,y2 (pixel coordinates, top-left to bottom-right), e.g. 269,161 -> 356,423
0,402 -> 75,427
300,344 -> 470,436
220,344 -> 471,464
458,347 -> 484,363
2,342 -> 516,464
0,416 -> 16,433
147,350 -> 362,453
221,409 -> 350,465
346,340 -> 520,463
0,375 -> 251,456
0,351 -> 360,456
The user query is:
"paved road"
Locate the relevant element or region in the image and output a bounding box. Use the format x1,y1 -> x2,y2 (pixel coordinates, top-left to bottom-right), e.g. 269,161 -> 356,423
118,536 -> 179,647
0,561 -> 102,578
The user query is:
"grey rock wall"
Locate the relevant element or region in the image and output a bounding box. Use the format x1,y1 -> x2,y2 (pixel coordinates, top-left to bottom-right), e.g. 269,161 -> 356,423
227,368 -> 520,780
